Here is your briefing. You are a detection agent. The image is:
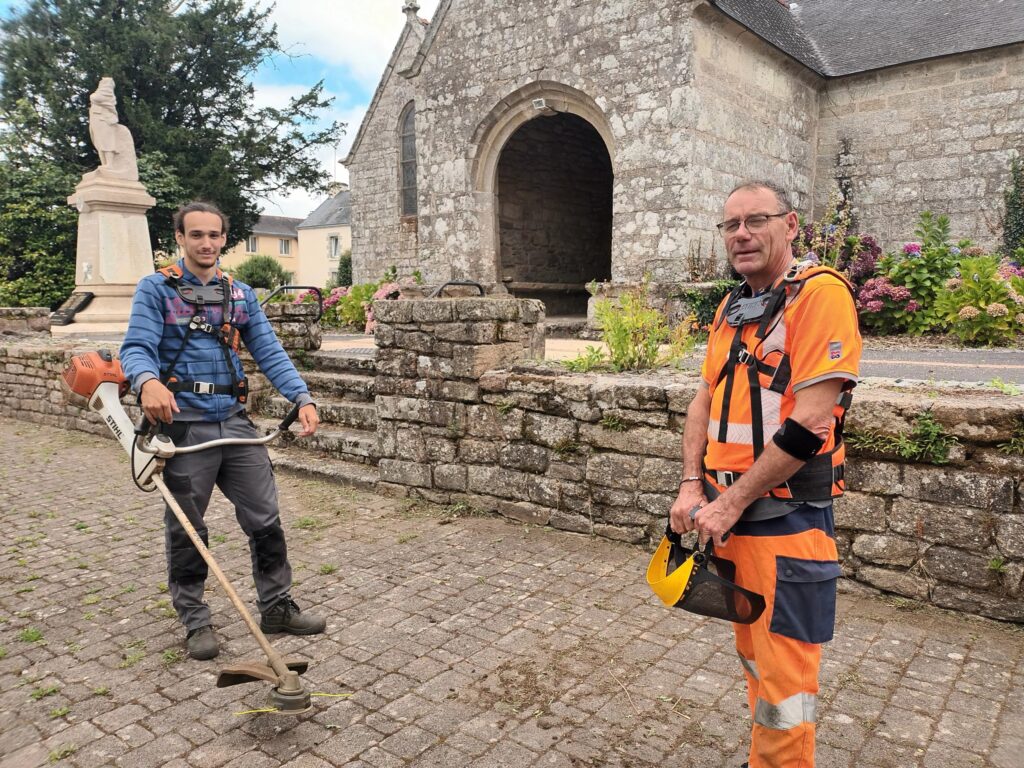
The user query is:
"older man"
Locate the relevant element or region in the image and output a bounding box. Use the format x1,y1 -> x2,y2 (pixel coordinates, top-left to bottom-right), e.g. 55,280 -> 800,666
670,181 -> 862,767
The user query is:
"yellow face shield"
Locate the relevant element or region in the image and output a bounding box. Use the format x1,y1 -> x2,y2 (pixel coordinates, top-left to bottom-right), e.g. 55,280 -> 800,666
646,530 -> 767,624
645,535 -> 698,607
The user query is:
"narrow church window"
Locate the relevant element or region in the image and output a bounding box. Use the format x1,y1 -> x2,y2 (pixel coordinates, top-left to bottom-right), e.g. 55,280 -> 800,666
399,103 -> 417,216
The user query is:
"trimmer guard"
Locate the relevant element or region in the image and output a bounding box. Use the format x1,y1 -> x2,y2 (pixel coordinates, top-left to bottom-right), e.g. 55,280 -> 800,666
216,658 -> 310,688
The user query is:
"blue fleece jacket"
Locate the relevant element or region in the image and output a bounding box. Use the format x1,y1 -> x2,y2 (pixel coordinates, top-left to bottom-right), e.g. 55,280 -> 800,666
120,260 -> 313,422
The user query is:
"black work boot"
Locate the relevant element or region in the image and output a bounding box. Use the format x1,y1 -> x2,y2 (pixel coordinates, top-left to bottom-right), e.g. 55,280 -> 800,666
186,625 -> 219,660
260,597 -> 326,635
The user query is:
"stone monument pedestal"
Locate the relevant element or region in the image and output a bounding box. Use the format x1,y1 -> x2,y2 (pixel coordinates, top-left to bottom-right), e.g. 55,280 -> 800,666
53,176 -> 156,336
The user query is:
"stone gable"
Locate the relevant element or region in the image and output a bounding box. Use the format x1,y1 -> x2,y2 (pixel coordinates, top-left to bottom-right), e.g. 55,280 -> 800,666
347,1 -> 1023,300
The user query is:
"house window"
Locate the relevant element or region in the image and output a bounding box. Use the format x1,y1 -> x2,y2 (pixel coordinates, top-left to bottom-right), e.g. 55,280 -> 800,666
399,103 -> 417,216
279,239 -> 290,256
328,235 -> 340,259
245,236 -> 257,253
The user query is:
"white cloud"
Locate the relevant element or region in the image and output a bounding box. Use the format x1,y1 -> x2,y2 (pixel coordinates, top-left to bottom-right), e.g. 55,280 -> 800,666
265,0 -> 440,93
254,1 -> 440,217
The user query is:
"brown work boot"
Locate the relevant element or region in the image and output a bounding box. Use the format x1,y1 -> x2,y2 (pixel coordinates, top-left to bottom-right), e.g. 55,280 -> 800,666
186,625 -> 219,660
260,597 -> 326,635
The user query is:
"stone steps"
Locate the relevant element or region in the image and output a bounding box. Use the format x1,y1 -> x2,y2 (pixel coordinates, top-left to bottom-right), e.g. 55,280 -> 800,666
254,418 -> 377,464
300,370 -> 375,401
265,395 -> 378,432
268,447 -> 379,492
305,348 -> 377,375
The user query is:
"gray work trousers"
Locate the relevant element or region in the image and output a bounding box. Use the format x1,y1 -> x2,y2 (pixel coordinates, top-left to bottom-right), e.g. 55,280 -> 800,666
160,412 -> 291,631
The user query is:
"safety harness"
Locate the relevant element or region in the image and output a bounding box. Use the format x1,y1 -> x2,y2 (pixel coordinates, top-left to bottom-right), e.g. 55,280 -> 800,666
707,260 -> 855,500
157,264 -> 247,404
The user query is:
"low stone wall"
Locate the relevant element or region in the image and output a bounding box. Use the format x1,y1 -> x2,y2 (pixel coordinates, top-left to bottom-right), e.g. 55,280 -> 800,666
0,307 -> 50,336
0,341 -> 136,438
2,298 -> 1022,622
261,301 -> 322,352
373,297 -> 1024,622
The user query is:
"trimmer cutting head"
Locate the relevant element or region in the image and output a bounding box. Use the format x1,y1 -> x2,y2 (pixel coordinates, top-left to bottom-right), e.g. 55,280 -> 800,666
267,685 -> 312,715
217,659 -> 312,715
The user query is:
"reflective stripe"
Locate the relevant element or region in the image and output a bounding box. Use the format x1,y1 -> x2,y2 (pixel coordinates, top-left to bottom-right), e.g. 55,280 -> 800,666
737,653 -> 759,680
754,692 -> 818,731
708,418 -> 782,445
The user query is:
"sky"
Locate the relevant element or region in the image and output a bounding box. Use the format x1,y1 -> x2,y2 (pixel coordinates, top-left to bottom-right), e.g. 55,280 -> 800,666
0,0 -> 441,219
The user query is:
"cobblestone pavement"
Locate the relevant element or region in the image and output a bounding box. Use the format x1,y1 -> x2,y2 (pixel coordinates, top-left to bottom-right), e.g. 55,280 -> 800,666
1,419 -> 1022,768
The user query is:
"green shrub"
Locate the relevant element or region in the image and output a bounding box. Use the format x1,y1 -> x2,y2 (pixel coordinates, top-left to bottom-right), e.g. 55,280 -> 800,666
675,279 -> 738,334
330,250 -> 352,288
228,254 -> 293,290
847,411 -> 958,464
934,255 -> 1024,346
562,345 -> 606,373
326,282 -> 380,328
869,212 -> 964,335
1003,154 -> 1024,256
591,277 -> 695,371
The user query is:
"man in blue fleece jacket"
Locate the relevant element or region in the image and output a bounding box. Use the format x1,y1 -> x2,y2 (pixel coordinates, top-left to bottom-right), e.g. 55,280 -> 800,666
120,201 -> 325,660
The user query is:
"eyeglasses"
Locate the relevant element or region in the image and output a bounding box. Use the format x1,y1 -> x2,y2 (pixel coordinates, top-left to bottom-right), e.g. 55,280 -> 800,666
716,212 -> 790,236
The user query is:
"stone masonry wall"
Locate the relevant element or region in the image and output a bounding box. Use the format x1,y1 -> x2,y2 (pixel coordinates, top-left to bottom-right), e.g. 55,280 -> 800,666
347,21 -> 425,284
686,6 -> 822,257
0,307 -> 50,336
815,42 -> 1024,251
373,297 -> 1024,622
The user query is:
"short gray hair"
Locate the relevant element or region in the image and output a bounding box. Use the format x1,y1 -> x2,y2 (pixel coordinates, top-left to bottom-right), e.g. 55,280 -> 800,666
727,180 -> 794,213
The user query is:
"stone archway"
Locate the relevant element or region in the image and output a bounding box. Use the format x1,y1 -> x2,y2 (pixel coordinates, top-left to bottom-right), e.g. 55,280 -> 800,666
471,82 -> 615,315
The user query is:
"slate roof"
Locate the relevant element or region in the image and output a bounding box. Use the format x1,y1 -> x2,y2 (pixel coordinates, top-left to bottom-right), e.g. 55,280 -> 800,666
707,0 -> 1024,77
252,215 -> 302,238
298,190 -> 352,229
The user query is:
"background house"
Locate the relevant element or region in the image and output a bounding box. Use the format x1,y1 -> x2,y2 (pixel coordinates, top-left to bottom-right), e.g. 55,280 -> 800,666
220,214 -> 303,278
344,0 -> 1024,315
296,185 -> 352,287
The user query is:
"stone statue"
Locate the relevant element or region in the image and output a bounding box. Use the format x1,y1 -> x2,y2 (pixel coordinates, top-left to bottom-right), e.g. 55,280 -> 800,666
85,77 -> 138,181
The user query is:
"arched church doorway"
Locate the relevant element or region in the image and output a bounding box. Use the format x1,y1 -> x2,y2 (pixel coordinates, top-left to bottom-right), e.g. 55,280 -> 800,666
495,112 -> 612,316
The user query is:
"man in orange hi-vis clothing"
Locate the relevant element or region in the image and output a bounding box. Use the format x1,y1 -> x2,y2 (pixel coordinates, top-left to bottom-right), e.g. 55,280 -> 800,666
669,180 -> 861,768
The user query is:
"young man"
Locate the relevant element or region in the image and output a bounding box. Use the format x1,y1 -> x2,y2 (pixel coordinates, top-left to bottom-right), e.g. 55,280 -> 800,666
120,201 -> 325,660
669,181 -> 862,767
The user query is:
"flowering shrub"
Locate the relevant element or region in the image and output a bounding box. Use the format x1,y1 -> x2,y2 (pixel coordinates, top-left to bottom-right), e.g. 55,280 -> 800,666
934,255 -> 1024,345
793,188 -> 851,267
856,276 -> 917,333
792,189 -> 880,289
835,234 -> 883,289
869,212 -> 965,335
364,281 -> 404,334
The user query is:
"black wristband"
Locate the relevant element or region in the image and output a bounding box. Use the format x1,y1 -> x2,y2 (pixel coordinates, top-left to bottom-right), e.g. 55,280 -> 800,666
773,417 -> 824,461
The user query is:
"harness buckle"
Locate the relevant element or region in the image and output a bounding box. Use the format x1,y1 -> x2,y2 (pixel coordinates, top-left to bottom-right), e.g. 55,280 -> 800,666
192,381 -> 215,395
716,470 -> 738,486
736,348 -> 754,366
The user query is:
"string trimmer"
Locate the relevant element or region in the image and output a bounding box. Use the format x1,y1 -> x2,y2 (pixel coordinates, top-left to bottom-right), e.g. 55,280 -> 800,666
60,349 -> 313,714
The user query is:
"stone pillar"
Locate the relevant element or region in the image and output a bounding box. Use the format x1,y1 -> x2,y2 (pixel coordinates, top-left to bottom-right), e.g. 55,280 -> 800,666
54,177 -> 156,335
371,297 -> 545,494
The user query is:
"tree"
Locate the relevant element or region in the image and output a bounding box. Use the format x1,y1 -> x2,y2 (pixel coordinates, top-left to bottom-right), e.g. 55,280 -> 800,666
229,254 -> 292,290
0,0 -> 344,305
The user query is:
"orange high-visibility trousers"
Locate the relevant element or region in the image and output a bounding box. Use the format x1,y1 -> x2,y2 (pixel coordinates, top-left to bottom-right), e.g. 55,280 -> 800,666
715,504 -> 841,768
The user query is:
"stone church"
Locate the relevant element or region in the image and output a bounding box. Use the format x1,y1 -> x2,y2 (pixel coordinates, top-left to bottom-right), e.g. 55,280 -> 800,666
345,0 -> 1024,315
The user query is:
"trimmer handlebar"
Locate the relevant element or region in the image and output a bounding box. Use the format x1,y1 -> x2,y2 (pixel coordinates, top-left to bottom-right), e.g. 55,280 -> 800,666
137,402 -> 304,456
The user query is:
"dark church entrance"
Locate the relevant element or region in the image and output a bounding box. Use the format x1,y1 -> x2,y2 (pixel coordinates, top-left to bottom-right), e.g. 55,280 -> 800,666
496,112 -> 613,317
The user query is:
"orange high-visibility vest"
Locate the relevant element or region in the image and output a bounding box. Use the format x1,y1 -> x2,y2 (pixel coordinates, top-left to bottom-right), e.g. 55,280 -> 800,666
700,260 -> 862,500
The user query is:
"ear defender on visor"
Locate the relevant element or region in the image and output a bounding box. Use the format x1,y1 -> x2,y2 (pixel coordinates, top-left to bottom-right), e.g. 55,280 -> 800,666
772,417 -> 825,462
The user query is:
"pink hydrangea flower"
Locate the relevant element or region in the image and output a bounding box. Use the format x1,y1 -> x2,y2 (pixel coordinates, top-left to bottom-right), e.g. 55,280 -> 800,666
958,306 -> 980,319
902,242 -> 922,255
905,300 -> 920,312
985,303 -> 1009,317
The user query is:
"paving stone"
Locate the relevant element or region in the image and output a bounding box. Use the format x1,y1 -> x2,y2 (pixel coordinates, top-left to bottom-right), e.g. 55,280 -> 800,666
2,419 -> 1024,768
